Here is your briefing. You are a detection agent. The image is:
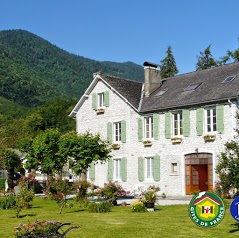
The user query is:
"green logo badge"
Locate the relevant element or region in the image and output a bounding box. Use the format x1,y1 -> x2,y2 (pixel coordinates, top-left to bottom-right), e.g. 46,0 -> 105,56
189,191 -> 225,227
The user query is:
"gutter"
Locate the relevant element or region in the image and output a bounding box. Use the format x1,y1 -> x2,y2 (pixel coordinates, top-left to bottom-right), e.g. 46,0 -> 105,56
139,96 -> 238,114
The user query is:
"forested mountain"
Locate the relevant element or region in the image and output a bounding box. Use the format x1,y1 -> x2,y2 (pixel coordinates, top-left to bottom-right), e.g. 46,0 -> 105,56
0,29 -> 144,107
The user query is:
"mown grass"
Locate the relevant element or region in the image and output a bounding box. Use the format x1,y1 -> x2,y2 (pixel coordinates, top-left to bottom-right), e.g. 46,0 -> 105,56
0,197 -> 238,238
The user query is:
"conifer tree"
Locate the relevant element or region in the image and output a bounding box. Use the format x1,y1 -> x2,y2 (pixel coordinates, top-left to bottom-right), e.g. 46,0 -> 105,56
196,45 -> 217,70
160,46 -> 178,78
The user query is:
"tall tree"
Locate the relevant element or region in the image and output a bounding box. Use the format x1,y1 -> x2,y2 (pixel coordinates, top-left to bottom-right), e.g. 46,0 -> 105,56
0,148 -> 21,188
58,131 -> 111,180
196,44 -> 217,70
215,113 -> 239,197
19,129 -> 67,176
219,42 -> 239,65
160,46 -> 178,78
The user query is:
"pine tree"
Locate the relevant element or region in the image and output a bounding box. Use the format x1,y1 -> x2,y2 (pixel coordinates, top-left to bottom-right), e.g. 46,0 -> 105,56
218,39 -> 239,65
196,45 -> 217,71
160,46 -> 178,79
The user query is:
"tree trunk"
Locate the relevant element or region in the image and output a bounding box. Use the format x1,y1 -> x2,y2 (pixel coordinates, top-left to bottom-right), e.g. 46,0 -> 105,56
80,172 -> 86,181
8,166 -> 14,189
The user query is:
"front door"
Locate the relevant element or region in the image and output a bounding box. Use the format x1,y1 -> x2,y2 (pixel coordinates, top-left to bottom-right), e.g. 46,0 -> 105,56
185,153 -> 212,195
198,164 -> 208,191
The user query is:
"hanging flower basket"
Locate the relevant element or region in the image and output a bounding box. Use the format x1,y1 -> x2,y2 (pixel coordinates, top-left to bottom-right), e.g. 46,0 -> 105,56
204,135 -> 216,142
143,140 -> 153,146
111,143 -> 120,149
171,137 -> 182,143
96,107 -> 105,114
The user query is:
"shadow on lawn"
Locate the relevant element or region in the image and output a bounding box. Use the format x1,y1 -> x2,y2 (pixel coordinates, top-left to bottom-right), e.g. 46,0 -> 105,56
65,209 -> 85,213
229,223 -> 239,233
10,214 -> 36,218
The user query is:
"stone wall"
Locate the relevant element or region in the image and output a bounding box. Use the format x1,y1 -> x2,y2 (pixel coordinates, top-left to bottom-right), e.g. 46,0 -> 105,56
76,78 -> 239,196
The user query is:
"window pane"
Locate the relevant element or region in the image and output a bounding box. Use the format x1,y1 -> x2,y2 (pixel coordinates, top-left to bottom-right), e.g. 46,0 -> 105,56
146,158 -> 153,179
173,112 -> 182,136
114,159 -> 121,180
98,93 -> 104,107
144,116 -> 153,139
114,122 -> 121,142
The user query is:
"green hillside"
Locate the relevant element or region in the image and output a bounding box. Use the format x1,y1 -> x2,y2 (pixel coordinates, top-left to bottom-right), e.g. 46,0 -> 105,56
0,29 -> 144,107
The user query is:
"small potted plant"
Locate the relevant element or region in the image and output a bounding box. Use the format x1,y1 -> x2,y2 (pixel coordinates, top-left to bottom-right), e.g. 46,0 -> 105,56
171,137 -> 182,143
204,134 -> 216,142
111,143 -> 120,149
142,185 -> 160,210
143,139 -> 153,146
96,107 -> 105,114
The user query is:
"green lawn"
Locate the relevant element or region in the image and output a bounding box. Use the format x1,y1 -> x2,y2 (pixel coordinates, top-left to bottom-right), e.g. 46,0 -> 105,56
0,197 -> 239,238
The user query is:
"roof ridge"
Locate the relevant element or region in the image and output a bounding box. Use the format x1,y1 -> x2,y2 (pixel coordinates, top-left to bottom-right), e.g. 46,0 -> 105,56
98,72 -> 143,84
164,61 -> 239,81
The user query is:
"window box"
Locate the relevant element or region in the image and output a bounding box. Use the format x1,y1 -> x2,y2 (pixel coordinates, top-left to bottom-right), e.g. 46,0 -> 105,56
171,137 -> 182,143
143,140 -> 153,146
111,143 -> 120,149
204,134 -> 216,142
96,107 -> 105,114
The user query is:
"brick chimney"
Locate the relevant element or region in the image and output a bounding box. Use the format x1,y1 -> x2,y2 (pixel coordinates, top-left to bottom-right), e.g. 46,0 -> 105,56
143,62 -> 161,97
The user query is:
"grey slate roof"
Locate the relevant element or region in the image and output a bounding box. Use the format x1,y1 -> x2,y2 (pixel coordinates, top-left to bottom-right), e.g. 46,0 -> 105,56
140,62 -> 239,112
99,73 -> 143,109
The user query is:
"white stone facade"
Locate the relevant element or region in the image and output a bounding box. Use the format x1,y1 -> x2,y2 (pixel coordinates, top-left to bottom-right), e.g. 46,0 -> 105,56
74,77 -> 239,196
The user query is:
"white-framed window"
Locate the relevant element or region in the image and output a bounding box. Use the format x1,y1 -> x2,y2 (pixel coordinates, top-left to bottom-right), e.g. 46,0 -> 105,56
145,157 -> 154,180
98,92 -> 104,108
171,163 -> 178,175
205,107 -> 217,132
113,122 -> 121,142
144,116 -> 153,139
114,159 -> 121,180
173,111 -> 182,136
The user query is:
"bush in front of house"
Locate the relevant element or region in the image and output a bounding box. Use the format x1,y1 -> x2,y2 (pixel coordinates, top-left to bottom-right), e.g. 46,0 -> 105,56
88,201 -> 112,213
0,193 -> 17,209
0,178 -> 5,191
131,199 -> 146,212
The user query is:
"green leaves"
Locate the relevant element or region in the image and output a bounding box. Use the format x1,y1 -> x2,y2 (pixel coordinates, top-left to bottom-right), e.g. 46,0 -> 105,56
196,45 -> 217,71
216,139 -> 239,195
58,131 -> 111,176
160,46 -> 178,78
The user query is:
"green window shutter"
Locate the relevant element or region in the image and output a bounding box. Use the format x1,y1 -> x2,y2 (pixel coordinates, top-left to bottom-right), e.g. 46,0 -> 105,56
153,113 -> 160,140
183,109 -> 190,137
121,120 -> 126,143
107,122 -> 113,144
108,159 -> 113,181
216,105 -> 224,133
153,155 -> 160,182
138,157 -> 144,182
138,118 -> 143,142
196,108 -> 204,136
92,93 -> 97,110
89,162 -> 95,181
165,112 -> 171,139
104,91 -> 110,107
121,157 -> 127,182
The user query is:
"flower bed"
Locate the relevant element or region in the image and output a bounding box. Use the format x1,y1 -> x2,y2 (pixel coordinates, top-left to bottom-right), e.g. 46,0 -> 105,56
14,221 -> 79,238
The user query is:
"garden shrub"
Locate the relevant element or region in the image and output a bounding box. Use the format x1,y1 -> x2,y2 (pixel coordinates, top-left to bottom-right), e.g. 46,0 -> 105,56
0,178 -> 5,190
131,200 -> 146,212
88,201 -> 112,213
0,193 -> 16,209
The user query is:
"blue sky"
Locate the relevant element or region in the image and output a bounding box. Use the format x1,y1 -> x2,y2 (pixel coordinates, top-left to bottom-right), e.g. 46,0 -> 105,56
1,0 -> 239,74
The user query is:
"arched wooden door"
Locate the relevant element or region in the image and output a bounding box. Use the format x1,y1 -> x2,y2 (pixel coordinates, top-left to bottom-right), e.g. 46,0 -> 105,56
185,153 -> 213,195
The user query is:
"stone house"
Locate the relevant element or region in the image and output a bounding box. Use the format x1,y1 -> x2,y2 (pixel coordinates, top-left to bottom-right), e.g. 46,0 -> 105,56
69,62 -> 239,196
